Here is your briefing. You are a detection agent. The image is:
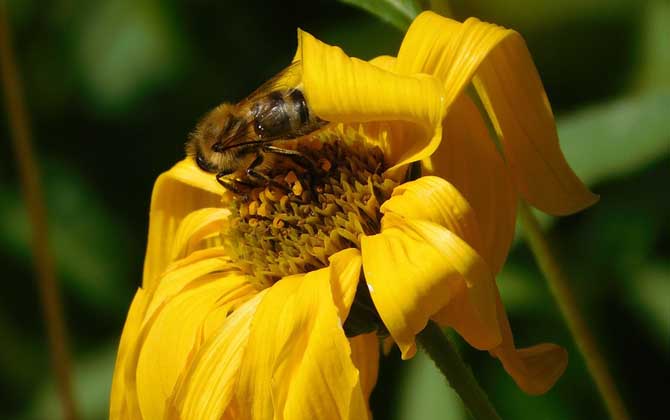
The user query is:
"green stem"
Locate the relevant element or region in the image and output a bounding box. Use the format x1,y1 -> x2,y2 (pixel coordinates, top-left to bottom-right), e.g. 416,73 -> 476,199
518,201 -> 630,420
417,321 -> 502,420
0,2 -> 79,420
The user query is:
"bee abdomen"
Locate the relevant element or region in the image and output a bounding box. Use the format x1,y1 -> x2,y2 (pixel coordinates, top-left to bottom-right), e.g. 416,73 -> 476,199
252,89 -> 324,140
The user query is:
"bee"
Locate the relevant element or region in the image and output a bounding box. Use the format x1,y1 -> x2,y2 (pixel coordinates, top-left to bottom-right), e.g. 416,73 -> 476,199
187,62 -> 328,193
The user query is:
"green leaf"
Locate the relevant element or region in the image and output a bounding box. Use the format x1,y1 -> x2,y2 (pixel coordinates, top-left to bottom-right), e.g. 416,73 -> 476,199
396,350 -> 467,420
339,0 -> 421,31
558,89 -> 670,187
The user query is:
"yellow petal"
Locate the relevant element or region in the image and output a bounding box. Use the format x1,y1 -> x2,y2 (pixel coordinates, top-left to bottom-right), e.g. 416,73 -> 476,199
349,333 -> 379,402
110,289 -> 149,420
328,248 -> 363,322
170,207 -> 230,262
135,272 -> 253,420
396,11 -> 597,215
166,290 -> 267,419
144,158 -> 225,292
297,29 -> 446,170
143,249 -> 232,321
425,93 -> 517,274
381,176 -> 485,258
489,291 -> 568,394
368,55 -> 396,71
236,269 -> 369,420
361,214 -> 500,359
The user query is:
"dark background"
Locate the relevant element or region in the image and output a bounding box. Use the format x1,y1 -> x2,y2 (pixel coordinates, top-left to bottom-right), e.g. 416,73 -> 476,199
1,0 -> 668,418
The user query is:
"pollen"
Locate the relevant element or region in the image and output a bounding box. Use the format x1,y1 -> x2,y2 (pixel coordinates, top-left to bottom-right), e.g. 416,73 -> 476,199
221,132 -> 398,286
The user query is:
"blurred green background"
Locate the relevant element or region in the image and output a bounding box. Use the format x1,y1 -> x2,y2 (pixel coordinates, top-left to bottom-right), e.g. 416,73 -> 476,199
1,0 -> 668,419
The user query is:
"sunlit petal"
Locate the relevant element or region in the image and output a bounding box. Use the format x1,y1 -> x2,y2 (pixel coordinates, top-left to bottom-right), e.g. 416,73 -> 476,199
236,269 -> 368,420
362,214 -> 500,359
170,207 -> 230,261
297,29 -> 446,170
368,55 -> 396,71
166,291 -> 266,419
135,272 -> 253,420
328,248 -> 363,322
144,158 -> 225,291
110,289 -> 149,420
426,94 -> 517,274
381,176 -> 485,257
396,11 -> 597,215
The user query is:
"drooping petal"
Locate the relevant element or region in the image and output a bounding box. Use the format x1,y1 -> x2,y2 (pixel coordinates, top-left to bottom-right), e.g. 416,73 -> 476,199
396,11 -> 597,215
296,29 -> 446,170
235,269 -> 369,420
489,291 -> 568,395
425,93 -> 517,274
166,290 -> 267,419
110,289 -> 150,420
144,158 -> 225,291
361,214 -> 500,359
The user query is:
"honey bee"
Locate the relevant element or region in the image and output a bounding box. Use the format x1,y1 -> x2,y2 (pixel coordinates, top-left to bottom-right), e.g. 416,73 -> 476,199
187,62 -> 327,193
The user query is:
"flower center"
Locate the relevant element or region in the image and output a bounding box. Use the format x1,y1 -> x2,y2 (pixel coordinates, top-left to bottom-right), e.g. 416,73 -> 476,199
222,131 -> 398,286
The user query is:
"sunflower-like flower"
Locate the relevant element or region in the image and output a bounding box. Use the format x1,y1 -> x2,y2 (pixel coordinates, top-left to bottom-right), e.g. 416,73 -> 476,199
110,11 -> 597,420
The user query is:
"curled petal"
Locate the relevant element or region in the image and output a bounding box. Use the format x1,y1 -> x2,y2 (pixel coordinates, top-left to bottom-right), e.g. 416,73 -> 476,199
426,94 -> 517,274
236,270 -> 369,420
396,11 -> 597,215
144,159 -> 225,291
297,29 -> 446,170
489,292 -> 568,395
361,215 -> 500,359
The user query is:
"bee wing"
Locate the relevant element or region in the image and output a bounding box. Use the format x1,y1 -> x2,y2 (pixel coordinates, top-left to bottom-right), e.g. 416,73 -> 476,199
239,61 -> 302,107
216,62 -> 303,150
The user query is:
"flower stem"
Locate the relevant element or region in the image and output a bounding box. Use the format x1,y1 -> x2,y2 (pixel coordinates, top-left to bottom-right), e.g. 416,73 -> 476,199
417,321 -> 502,420
0,3 -> 79,420
518,201 -> 630,420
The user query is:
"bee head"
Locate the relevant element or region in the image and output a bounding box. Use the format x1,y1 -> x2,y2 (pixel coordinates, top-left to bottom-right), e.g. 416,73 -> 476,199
187,103 -> 243,173
194,103 -> 237,147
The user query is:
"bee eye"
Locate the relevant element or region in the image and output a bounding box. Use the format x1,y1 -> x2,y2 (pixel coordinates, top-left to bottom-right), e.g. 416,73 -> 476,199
195,153 -> 216,173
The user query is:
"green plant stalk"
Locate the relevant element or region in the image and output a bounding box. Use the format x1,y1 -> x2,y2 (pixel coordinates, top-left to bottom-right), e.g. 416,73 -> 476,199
0,2 -> 79,420
518,201 -> 630,420
417,321 -> 502,420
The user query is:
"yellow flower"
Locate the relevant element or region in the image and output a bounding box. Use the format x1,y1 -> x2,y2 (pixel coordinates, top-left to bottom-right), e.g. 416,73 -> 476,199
110,11 -> 596,420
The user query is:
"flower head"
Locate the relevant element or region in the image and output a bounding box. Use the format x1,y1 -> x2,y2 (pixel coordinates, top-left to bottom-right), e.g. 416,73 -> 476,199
111,11 -> 596,419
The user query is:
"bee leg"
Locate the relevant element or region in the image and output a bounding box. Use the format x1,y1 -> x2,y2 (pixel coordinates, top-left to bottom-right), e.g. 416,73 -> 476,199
261,145 -> 320,190
262,145 -> 319,173
246,153 -> 291,193
216,172 -> 247,195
